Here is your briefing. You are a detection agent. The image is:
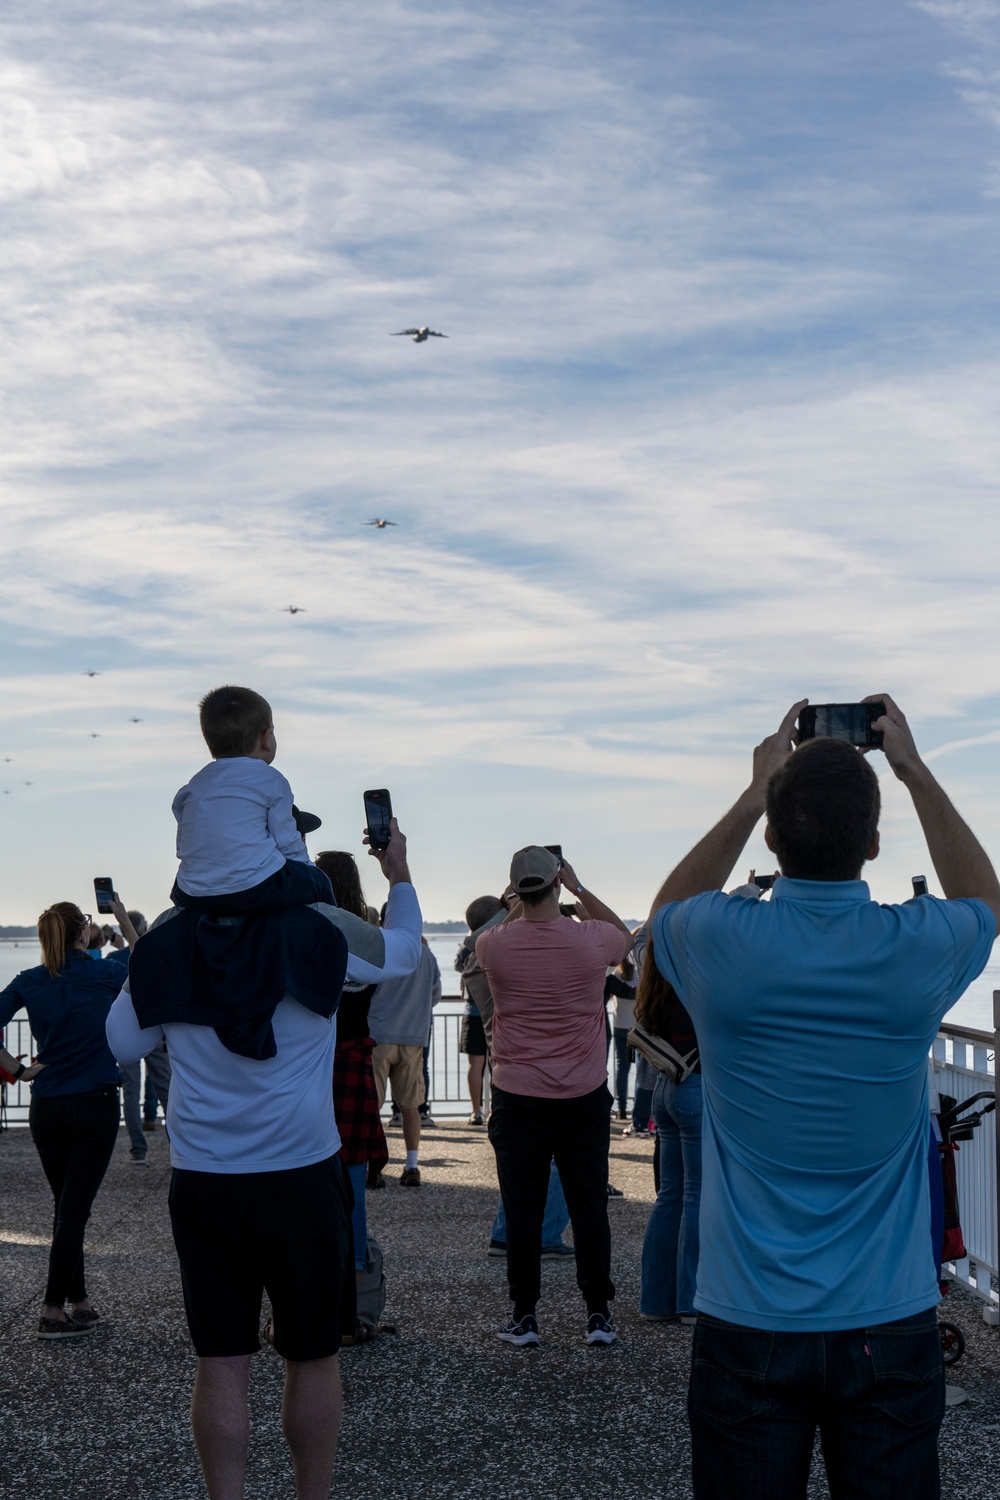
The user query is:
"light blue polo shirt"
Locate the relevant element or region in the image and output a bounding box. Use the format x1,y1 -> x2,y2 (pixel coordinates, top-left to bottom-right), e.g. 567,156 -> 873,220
652,879 -> 995,1332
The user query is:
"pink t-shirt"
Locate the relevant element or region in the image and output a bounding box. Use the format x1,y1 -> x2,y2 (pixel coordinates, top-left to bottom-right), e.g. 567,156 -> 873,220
477,916 -> 629,1099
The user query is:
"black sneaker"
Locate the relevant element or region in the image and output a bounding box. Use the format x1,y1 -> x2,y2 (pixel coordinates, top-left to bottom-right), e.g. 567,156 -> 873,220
607,1184 -> 624,1198
399,1166 -> 421,1187
498,1314 -> 540,1347
69,1307 -> 101,1328
38,1317 -> 94,1340
487,1239 -> 507,1258
585,1313 -> 617,1346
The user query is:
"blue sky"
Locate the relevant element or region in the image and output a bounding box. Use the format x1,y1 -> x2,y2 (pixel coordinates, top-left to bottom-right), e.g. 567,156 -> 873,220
1,0 -> 1000,923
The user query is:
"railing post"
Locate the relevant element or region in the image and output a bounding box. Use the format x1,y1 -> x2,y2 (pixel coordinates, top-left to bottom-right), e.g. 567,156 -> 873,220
991,991 -> 1000,1326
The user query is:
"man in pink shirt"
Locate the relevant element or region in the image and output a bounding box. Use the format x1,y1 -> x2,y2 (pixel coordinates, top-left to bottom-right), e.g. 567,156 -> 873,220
477,846 -> 633,1348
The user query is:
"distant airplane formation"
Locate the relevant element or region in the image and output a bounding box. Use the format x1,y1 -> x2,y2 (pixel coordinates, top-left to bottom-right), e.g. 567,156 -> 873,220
4,326 -> 439,779
391,327 -> 447,343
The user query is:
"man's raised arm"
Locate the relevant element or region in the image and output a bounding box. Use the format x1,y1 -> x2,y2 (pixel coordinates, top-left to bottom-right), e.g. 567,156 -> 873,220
648,700 -> 806,924
868,694 -> 1000,934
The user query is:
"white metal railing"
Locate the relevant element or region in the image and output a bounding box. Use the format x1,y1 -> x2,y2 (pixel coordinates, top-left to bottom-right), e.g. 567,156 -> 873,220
933,1003 -> 998,1319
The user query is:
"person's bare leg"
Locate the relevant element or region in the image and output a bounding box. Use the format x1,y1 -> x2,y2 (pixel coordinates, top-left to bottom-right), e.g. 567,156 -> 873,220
402,1107 -> 421,1154
282,1355 -> 343,1500
191,1354 -> 253,1500
467,1056 -> 485,1113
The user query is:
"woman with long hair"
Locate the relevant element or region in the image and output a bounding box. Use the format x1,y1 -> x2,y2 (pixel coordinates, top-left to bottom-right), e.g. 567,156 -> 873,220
634,930 -> 703,1323
315,850 -> 388,1298
0,899 -> 137,1338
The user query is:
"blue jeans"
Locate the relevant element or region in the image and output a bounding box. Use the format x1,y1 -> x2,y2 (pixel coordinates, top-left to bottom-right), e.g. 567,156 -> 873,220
491,1157 -> 570,1248
121,1042 -> 172,1157
688,1309 -> 945,1500
170,858 -> 333,915
345,1161 -> 368,1271
641,1071 -> 702,1317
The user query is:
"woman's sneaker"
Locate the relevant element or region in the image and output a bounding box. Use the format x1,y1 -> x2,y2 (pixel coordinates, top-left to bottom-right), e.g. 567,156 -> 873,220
37,1317 -> 94,1340
498,1314 -> 540,1347
585,1313 -> 617,1346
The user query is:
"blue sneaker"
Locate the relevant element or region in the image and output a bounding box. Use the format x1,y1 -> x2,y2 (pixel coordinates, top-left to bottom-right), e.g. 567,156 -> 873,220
498,1314 -> 540,1347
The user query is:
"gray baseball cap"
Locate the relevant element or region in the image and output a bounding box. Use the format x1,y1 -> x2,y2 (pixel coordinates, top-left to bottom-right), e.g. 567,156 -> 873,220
509,845 -> 560,895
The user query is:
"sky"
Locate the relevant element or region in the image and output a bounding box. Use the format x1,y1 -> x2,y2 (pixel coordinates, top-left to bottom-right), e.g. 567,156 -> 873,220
1,0 -> 1000,924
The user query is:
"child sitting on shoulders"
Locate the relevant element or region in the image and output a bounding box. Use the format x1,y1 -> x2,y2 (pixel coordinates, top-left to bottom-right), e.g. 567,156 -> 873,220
171,684 -> 333,916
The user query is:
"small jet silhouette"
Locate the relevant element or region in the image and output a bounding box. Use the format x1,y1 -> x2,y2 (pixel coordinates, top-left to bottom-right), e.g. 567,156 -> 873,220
23,781 -> 32,787
82,670 -> 101,678
391,327 -> 448,343
88,732 -> 101,738
282,606 -> 306,615
2,758 -> 11,763
128,717 -> 143,723
364,519 -> 397,529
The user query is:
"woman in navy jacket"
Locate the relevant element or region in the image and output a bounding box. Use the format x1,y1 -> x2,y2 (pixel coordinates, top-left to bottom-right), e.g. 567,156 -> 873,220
0,899 -> 136,1339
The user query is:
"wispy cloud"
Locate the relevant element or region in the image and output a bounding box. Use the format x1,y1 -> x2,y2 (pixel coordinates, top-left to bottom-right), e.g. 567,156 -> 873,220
1,1 -> 1000,923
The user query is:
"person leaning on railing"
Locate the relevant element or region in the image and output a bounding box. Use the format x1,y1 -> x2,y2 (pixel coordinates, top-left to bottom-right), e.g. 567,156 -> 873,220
0,897 -> 138,1340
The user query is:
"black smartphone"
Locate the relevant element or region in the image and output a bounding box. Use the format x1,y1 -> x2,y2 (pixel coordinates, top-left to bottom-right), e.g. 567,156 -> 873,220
912,875 -> 929,898
749,869 -> 776,891
544,844 -> 563,866
363,789 -> 393,851
94,877 -> 116,914
797,702 -> 884,749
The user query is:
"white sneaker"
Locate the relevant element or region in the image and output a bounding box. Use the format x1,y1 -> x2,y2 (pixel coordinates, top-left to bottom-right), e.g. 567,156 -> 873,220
585,1313 -> 617,1346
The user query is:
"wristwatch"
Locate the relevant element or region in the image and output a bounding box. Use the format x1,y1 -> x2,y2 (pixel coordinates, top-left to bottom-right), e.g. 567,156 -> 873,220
574,884 -> 585,895
12,1061 -> 26,1081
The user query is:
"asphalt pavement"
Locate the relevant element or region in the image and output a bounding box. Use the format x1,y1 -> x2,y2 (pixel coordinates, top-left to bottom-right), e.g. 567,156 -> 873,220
1,1117 -> 998,1499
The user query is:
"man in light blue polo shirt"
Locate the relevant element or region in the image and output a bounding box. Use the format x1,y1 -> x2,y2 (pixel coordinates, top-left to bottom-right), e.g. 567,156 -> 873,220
649,694 -> 998,1500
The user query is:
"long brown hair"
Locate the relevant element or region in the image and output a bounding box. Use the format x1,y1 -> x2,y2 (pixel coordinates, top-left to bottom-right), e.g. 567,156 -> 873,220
315,851 -> 367,920
633,935 -> 679,1038
38,902 -> 88,978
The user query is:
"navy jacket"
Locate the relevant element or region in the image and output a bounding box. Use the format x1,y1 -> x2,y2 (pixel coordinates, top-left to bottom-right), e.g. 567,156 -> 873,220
128,906 -> 348,1060
0,951 -> 125,1096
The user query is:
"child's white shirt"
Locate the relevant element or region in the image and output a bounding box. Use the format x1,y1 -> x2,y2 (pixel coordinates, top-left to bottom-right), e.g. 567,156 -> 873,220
172,758 -> 309,897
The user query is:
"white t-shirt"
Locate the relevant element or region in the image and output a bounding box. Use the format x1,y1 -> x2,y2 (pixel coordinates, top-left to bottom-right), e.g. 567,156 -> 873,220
106,883 -> 422,1173
172,758 -> 308,897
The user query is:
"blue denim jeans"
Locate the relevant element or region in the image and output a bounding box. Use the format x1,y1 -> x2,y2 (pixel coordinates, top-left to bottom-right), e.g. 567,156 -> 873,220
688,1308 -> 945,1500
640,1071 -> 702,1316
121,1041 -> 173,1157
491,1158 -> 570,1248
345,1160 -> 368,1271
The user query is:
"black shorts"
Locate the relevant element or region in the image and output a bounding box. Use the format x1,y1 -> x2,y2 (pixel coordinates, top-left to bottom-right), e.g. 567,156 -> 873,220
168,1154 -> 354,1361
459,1015 -> 487,1057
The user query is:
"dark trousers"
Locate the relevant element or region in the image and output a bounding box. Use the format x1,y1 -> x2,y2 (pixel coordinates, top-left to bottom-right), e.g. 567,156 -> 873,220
488,1082 -> 614,1317
171,858 -> 333,916
688,1309 -> 945,1500
612,1028 -> 631,1115
29,1088 -> 120,1306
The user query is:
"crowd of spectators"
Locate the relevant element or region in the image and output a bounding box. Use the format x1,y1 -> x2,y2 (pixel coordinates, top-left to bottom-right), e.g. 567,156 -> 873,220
2,685 -> 998,1500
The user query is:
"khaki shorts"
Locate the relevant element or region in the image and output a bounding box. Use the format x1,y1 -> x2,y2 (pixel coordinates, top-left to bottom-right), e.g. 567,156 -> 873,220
372,1043 -> 426,1111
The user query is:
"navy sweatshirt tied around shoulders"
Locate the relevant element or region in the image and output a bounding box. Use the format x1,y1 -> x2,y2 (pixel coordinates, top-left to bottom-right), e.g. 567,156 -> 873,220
128,906 -> 348,1060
